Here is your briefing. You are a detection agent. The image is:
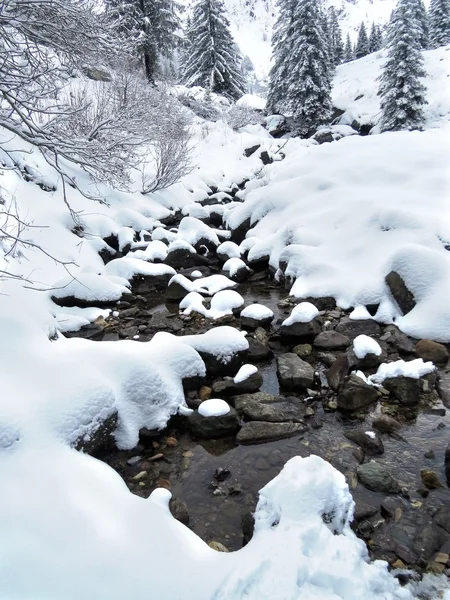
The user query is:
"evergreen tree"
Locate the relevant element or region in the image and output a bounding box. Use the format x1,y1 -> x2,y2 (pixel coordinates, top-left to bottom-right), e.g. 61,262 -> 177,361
285,0 -> 332,136
369,22 -> 382,52
411,0 -> 429,48
267,0 -> 296,113
328,7 -> 344,66
182,0 -> 246,100
106,0 -> 180,82
355,21 -> 369,58
429,0 -> 450,48
378,0 -> 427,132
343,32 -> 353,62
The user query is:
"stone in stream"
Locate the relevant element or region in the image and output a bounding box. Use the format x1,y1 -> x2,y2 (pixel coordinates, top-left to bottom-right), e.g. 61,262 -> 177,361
313,331 -> 351,350
246,338 -> 272,362
385,271 -> 416,315
132,272 -> 174,295
372,415 -> 402,435
232,392 -> 282,410
383,376 -> 421,406
446,442 -> 450,486
188,407 -> 240,439
169,498 -> 190,525
165,247 -> 208,270
335,317 -> 381,340
356,462 -> 401,494
276,353 -> 315,390
237,421 -> 307,444
415,340 -> 449,366
412,524 -> 442,561
212,371 -> 263,396
73,410 -> 118,454
337,375 -> 378,412
437,372 -> 450,407
383,325 -> 415,354
149,310 -> 183,332
420,469 -> 443,489
326,354 -> 352,390
353,502 -> 378,522
279,317 -> 322,342
235,397 -> 307,423
345,429 -> 384,455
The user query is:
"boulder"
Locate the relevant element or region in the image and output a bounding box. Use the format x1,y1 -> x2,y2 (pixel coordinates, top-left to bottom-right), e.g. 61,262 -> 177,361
345,429 -> 384,455
280,317 -> 322,341
212,371 -> 263,396
73,411 -> 118,455
412,524 -> 442,560
383,376 -> 420,406
354,502 -> 378,522
356,462 -> 401,494
169,498 -> 190,525
165,248 -> 208,270
227,263 -> 253,283
244,144 -> 260,158
149,310 -> 183,332
235,397 -> 306,423
372,415 -> 402,435
335,317 -> 381,340
313,331 -> 351,350
237,421 -> 307,444
84,66 -> 112,81
277,353 -> 315,390
420,469 -> 443,489
415,340 -> 449,366
326,354 -> 352,390
337,375 -> 378,412
132,272 -> 173,294
247,338 -> 272,361
188,407 -> 240,439
384,325 -> 415,354
385,271 -> 416,315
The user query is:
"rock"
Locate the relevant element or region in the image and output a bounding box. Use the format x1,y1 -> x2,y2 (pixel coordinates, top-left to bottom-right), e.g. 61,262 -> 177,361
84,66 -> 112,81
326,355 -> 351,390
236,397 -> 306,423
356,462 -> 401,494
232,391 -> 281,410
165,247 -> 207,270
149,310 -> 183,332
260,150 -> 272,165
73,410 -> 118,454
384,325 -> 415,354
208,541 -> 229,552
313,331 -> 351,350
212,371 -> 263,396
335,317 -> 381,340
354,502 -> 378,522
188,407 -> 240,439
242,512 -> 255,546
227,263 -> 253,283
230,217 -> 251,245
345,429 -> 384,455
384,376 -> 420,406
280,317 -> 322,341
372,415 -> 402,435
380,497 -> 404,519
127,456 -> 142,466
237,421 -> 307,444
293,344 -> 312,358
413,524 -> 442,560
437,371 -> 450,407
337,375 -> 378,412
446,442 -> 450,485
241,314 -> 274,330
420,469 -> 443,489
244,144 -> 260,158
434,508 -> 450,534
350,347 -> 385,371
415,340 -> 449,366
199,348 -> 247,377
247,338 -> 272,361
277,353 -> 315,390
132,272 -> 173,295
166,278 -> 192,301
166,437 -> 178,448
169,498 -> 190,525
199,386 -> 212,401
386,271 -> 416,315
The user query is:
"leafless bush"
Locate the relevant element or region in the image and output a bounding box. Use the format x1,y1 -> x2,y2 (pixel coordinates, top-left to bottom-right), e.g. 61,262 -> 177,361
224,104 -> 265,130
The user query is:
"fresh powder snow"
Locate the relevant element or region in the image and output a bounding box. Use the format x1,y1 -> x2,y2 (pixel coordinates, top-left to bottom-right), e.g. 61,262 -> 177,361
198,399 -> 231,417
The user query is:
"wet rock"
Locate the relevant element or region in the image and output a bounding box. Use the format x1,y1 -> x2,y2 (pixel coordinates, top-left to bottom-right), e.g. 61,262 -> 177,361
236,398 -> 306,423
132,272 -> 174,295
149,310 -> 183,332
242,512 -> 255,546
227,263 -> 253,283
102,331 -> 120,342
386,271 -> 416,315
277,353 -> 315,390
188,407 -> 240,439
415,340 -> 449,366
293,343 -> 312,358
199,386 -> 212,401
237,421 -> 307,444
356,462 -> 401,494
166,278 -> 192,301
345,429 -> 384,455
208,541 -> 229,552
437,371 -> 450,407
313,331 -> 351,350
380,497 -> 405,519
384,325 -> 415,354
244,144 -> 260,158
435,508 -> 450,534
247,338 -> 272,361
446,442 -> 450,485
119,325 -> 139,338
127,456 -> 142,466
212,371 -> 263,396
73,410 -> 117,454
165,247 -> 208,270
350,347 -> 386,371
199,348 -> 247,377
413,523 -> 442,560
420,469 -> 443,489
169,498 -> 190,526
240,314 -> 274,330
232,391 -> 281,410
230,217 -> 251,245
372,415 -> 402,435
326,355 -> 351,390
384,376 -> 420,406
354,502 -> 378,522
335,317 -> 381,340
337,375 -> 378,412
280,317 -> 322,341
214,467 -> 231,482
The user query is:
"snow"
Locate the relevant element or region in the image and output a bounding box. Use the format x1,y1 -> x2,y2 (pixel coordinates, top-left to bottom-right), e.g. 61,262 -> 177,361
105,257 -> 175,281
209,289 -> 244,318
181,326 -> 249,364
217,240 -> 241,259
177,216 -> 220,248
353,335 -> 382,359
190,270 -> 203,278
234,364 -> 258,383
168,239 -> 197,254
169,273 -> 237,296
222,257 -> 248,276
365,431 -> 376,439
54,307 -> 111,333
198,399 -> 230,417
179,292 -> 208,316
282,302 -> 319,326
236,94 -> 266,110
240,303 -> 274,320
350,305 -> 373,320
51,273 -> 130,303
369,358 -> 436,385
130,240 -> 168,262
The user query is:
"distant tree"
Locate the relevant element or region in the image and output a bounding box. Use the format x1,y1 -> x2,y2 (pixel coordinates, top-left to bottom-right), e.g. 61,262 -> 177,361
343,32 -> 354,62
267,0 -> 296,113
410,0 -> 429,48
369,22 -> 383,52
355,21 -> 369,58
328,7 -> 344,66
379,0 -> 427,132
181,0 -> 246,100
429,0 -> 450,48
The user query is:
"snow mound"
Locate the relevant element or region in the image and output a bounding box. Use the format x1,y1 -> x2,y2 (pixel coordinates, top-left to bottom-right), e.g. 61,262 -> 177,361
51,273 -> 129,303
130,240 -> 168,262
236,94 -> 266,110
282,302 -> 319,326
234,364 -> 258,383
217,240 -> 241,259
241,303 -> 274,320
177,216 -> 220,248
209,290 -> 244,318
369,358 -> 435,384
181,326 -> 249,365
105,257 -> 175,281
222,257 -> 249,276
353,335 -> 382,359
179,292 -> 208,316
198,399 -> 230,417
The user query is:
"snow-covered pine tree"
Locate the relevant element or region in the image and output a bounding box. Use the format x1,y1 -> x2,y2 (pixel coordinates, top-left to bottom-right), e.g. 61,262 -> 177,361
410,0 -> 429,48
267,0 -> 296,113
355,21 -> 369,58
429,0 -> 450,48
343,32 -> 353,62
378,0 -> 427,132
182,0 -> 246,100
369,22 -> 382,52
328,6 -> 344,66
283,0 -> 333,136
106,0 -> 180,82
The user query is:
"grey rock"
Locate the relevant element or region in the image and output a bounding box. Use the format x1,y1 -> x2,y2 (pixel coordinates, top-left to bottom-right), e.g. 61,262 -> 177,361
277,353 -> 315,390
345,429 -> 384,455
236,398 -> 306,423
386,271 -> 416,315
372,415 -> 402,435
445,442 -> 450,486
380,496 -> 405,519
84,66 -> 112,81
384,376 -> 420,406
280,317 -> 322,341
165,247 -> 207,270
384,325 -> 415,354
212,371 -> 263,396
228,264 -> 253,283
232,392 -> 281,410
188,407 -> 240,439
73,410 -> 118,455
313,331 -> 351,350
435,507 -> 450,534
437,371 -> 450,407
247,338 -> 272,361
357,462 -> 401,494
169,498 -> 190,526
237,421 -> 307,444
132,272 -> 173,294
412,523 -> 442,560
150,311 -> 183,332
337,375 -> 378,411
241,314 -> 274,330
335,317 -> 381,340
354,502 -> 378,522
415,339 -> 449,366
199,348 -> 247,377
326,355 -> 352,390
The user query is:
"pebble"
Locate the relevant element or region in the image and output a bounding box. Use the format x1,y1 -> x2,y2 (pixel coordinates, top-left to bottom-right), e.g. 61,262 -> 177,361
183,450 -> 194,458
166,437 -> 178,448
148,453 -> 164,461
127,456 -> 142,466
420,469 -> 442,489
132,471 -> 147,481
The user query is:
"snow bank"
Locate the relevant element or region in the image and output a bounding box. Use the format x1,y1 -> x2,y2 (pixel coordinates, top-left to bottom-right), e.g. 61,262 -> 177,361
198,399 -> 230,417
353,335 -> 382,359
236,94 -> 266,110
181,326 -> 249,364
51,273 -> 130,303
105,257 -> 175,280
282,302 -> 319,326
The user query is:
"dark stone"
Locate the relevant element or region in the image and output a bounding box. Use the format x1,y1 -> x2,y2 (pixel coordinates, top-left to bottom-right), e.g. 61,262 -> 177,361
372,415 -> 402,435
384,376 -> 421,406
260,150 -> 273,165
337,375 -> 378,412
435,508 -> 450,534
242,512 -> 255,546
227,264 -> 253,283
313,331 -> 351,350
102,331 -> 120,342
354,502 -> 378,522
73,410 -> 118,455
247,338 -> 272,361
230,217 -> 251,245
277,353 -> 315,390
198,348 -> 247,377
280,317 -> 322,341
132,272 -> 173,295
165,248 -> 208,270
237,421 -> 307,444
384,326 -> 415,354
386,271 -> 416,315
312,129 -> 334,144
380,497 -> 404,519
415,340 -> 449,366
244,144 -> 260,158
335,317 -> 381,340
232,391 -> 281,409
241,314 -> 274,330
188,407 -> 240,439
345,429 -> 384,455
236,397 -> 306,423
326,355 -> 351,390
84,66 -> 112,81
446,442 -> 450,485
166,278 -> 193,301
212,371 -> 263,396
412,524 -> 442,560
149,311 -> 183,332
169,498 -> 190,526
209,211 -> 223,228
356,462 -> 401,494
